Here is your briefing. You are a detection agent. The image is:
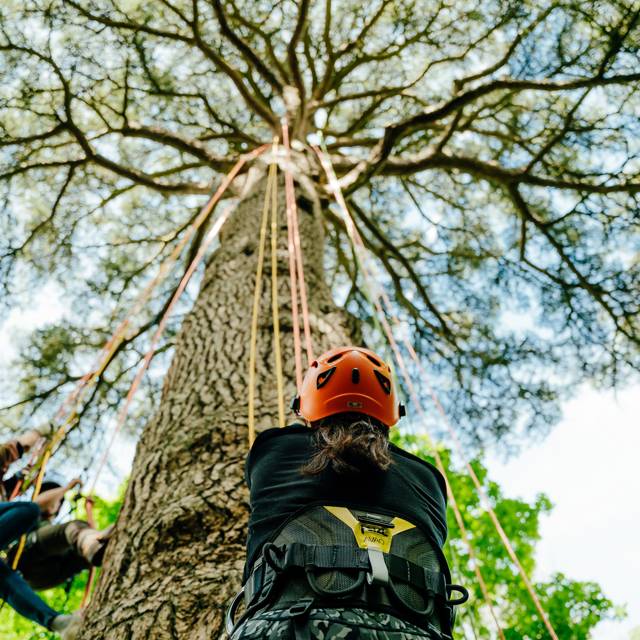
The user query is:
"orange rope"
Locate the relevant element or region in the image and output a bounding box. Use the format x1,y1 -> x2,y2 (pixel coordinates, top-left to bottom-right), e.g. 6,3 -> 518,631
11,449 -> 51,569
86,200 -> 239,498
78,164 -> 253,606
315,145 -> 559,640
80,497 -> 97,608
372,267 -> 557,638
281,120 -> 304,390
281,120 -> 314,365
81,567 -> 97,609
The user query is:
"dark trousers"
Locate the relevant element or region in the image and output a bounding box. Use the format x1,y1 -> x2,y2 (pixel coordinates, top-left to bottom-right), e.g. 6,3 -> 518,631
9,520 -> 91,590
0,502 -> 59,629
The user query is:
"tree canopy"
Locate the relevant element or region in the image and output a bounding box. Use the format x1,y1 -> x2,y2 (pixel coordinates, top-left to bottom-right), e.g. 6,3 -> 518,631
1,1 -> 639,452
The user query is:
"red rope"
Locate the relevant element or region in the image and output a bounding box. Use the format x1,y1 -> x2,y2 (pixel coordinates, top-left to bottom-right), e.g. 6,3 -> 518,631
78,158 -> 261,607
315,145 -> 560,640
281,121 -> 314,365
281,121 -> 304,390
86,199 -> 241,497
14,146 -> 268,497
44,148 -> 265,607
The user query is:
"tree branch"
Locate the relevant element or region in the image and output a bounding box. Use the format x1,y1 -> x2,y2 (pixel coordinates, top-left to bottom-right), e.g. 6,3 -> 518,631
209,0 -> 284,92
286,0 -> 310,106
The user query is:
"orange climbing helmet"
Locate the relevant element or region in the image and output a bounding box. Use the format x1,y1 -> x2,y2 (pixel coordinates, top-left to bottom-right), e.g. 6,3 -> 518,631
291,346 -> 405,427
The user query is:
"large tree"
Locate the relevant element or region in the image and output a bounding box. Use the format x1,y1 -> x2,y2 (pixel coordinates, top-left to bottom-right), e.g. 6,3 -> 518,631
1,1 -> 639,638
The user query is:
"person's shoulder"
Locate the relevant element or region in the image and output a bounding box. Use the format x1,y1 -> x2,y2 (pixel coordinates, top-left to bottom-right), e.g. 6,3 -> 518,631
245,424 -> 310,484
389,443 -> 447,496
249,424 -> 310,456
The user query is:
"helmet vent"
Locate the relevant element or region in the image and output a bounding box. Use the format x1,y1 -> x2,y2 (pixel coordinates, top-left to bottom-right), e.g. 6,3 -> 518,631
351,368 -> 360,384
374,370 -> 392,395
316,367 -> 336,389
366,355 -> 381,366
326,353 -> 344,363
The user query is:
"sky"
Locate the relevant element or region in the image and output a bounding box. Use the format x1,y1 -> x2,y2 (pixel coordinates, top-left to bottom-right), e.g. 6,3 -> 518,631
0,289 -> 638,639
486,385 -> 640,640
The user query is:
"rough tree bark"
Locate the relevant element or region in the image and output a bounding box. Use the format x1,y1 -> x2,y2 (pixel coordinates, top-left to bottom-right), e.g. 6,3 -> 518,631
77,166 -> 358,639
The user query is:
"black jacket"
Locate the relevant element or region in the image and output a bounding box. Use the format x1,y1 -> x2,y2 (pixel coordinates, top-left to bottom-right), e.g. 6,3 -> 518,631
244,425 -> 448,580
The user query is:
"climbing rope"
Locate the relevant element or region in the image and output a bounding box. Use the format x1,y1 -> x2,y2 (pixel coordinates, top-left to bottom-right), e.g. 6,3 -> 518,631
10,449 -> 51,570
87,198 -> 241,498
281,121 -> 304,390
10,146 -> 267,580
76,193 -> 246,605
81,496 -> 97,608
270,145 -> 286,428
315,143 -> 559,640
248,142 -> 279,446
281,119 -> 314,367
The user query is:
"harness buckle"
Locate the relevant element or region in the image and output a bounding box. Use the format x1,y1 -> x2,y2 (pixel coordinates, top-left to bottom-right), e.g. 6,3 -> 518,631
446,584 -> 470,606
366,548 -> 390,586
287,597 -> 315,618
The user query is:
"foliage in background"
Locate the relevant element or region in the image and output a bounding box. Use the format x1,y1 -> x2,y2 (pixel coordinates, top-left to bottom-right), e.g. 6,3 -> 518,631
394,433 -> 622,639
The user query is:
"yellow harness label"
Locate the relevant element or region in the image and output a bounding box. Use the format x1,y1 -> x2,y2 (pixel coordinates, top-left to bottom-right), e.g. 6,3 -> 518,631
324,506 -> 416,554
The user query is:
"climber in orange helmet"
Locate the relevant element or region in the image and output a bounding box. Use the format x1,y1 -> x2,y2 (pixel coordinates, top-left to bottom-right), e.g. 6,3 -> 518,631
227,346 -> 468,639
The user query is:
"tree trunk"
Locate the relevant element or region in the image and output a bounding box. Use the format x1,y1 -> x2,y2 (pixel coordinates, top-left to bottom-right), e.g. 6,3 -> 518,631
78,170 -> 358,639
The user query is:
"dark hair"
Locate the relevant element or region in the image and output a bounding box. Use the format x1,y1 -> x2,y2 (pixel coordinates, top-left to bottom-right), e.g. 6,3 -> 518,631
301,413 -> 393,476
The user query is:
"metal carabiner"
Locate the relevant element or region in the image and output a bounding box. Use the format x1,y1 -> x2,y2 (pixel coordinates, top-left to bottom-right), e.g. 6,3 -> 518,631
225,586 -> 245,637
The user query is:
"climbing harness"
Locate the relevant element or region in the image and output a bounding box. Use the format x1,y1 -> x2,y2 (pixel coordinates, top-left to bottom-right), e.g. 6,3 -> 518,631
227,505 -> 468,639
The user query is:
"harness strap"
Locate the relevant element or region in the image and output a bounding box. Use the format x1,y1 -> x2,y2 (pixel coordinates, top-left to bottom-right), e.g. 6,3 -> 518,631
231,547 -> 463,640
284,543 -> 370,571
386,554 -> 447,596
249,542 -> 453,603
